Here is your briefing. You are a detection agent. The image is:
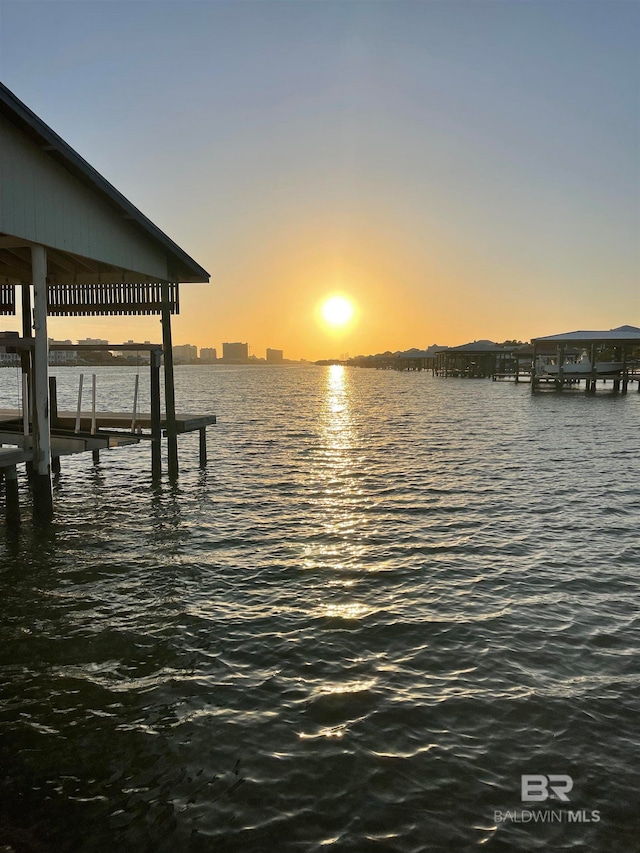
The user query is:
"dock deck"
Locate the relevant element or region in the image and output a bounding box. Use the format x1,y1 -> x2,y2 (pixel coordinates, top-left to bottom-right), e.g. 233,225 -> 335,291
0,408 -> 216,435
0,405 -> 216,482
0,446 -> 33,468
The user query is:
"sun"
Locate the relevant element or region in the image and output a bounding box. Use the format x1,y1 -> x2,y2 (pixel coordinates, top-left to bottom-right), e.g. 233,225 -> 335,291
320,295 -> 355,327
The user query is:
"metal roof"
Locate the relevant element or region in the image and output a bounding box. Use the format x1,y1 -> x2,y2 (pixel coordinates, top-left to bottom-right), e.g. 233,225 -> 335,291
532,326 -> 640,345
441,340 -> 507,353
0,82 -> 209,283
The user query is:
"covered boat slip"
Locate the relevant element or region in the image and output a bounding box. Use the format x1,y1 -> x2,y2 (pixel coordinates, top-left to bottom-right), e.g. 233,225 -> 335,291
0,82 -> 211,523
530,326 -> 640,392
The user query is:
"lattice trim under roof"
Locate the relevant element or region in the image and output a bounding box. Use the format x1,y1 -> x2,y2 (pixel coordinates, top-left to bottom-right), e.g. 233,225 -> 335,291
47,282 -> 179,316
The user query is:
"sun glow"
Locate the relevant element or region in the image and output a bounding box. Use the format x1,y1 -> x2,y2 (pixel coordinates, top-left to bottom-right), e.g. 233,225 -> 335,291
318,294 -> 357,333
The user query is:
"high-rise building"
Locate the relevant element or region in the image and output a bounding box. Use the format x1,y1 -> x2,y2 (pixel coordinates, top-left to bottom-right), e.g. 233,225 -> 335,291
266,348 -> 284,364
223,342 -> 249,363
200,347 -> 218,362
173,344 -> 198,363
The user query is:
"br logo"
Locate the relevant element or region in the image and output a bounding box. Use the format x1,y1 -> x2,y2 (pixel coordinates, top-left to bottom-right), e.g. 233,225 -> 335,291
521,774 -> 573,802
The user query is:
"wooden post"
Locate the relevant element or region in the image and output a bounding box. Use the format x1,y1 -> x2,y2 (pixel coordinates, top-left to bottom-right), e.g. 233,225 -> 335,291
22,373 -> 29,448
91,374 -> 97,434
91,373 -> 100,463
49,376 -> 58,427
49,375 -> 60,473
21,282 -> 32,382
21,283 -> 33,474
150,348 -> 162,479
5,464 -> 20,527
21,282 -> 32,337
587,343 -> 597,394
31,245 -> 53,521
75,374 -> 84,432
556,344 -> 564,391
531,342 -> 538,391
199,427 -> 207,467
161,281 -> 178,478
131,374 -> 139,431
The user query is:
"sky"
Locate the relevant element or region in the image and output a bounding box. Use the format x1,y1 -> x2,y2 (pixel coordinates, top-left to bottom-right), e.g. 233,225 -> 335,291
0,0 -> 638,360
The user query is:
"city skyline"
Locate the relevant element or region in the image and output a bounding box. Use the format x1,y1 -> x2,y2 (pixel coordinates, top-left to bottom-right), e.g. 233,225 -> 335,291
1,1 -> 638,360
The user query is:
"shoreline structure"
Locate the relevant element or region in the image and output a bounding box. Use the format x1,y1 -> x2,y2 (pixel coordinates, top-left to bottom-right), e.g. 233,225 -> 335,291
0,82 -> 211,525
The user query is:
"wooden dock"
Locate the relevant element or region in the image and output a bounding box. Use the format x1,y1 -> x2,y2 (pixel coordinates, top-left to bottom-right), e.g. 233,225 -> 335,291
492,370 -> 640,391
0,401 -> 216,525
0,408 -> 216,455
0,346 -> 216,526
0,408 -> 216,434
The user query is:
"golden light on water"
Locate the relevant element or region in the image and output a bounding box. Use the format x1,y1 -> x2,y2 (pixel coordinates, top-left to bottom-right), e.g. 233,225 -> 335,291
302,364 -> 364,575
323,602 -> 371,621
302,365 -> 380,584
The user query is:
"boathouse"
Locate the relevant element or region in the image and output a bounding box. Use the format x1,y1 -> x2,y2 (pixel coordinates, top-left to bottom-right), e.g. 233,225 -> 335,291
0,82 -> 210,521
531,326 -> 640,392
434,340 -> 517,378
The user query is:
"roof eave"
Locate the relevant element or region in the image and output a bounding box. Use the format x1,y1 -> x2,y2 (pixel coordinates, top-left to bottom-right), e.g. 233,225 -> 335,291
0,82 -> 210,284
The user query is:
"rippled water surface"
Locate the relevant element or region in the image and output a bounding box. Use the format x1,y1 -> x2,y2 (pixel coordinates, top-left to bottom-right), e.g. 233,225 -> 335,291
1,365 -> 639,852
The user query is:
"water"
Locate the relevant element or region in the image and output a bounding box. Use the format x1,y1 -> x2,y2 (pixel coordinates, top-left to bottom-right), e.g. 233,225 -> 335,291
1,365 -> 639,852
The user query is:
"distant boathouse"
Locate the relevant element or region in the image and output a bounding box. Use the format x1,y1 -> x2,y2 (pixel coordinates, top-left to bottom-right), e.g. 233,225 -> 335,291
0,82 -> 212,525
431,328 -> 640,389
530,326 -> 640,392
353,328 -> 640,391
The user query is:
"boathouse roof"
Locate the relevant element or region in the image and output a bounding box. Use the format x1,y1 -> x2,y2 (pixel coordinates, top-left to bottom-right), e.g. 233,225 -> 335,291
442,340 -> 508,353
398,348 -> 436,358
0,82 -> 209,296
532,326 -> 640,345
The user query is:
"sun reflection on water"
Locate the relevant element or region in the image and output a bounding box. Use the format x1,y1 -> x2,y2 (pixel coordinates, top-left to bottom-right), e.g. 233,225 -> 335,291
296,366 -> 382,738
297,368 -> 381,625
322,601 -> 371,621
323,364 -> 355,457
302,365 -> 366,572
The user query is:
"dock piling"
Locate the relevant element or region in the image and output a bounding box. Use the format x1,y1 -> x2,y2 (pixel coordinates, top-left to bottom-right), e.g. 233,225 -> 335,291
199,427 -> 207,467
31,245 -> 53,523
161,281 -> 179,479
75,374 -> 84,433
150,349 -> 162,479
5,464 -> 20,526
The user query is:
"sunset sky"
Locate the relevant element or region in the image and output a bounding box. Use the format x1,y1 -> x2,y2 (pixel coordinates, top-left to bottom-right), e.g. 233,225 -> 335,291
0,0 -> 638,360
